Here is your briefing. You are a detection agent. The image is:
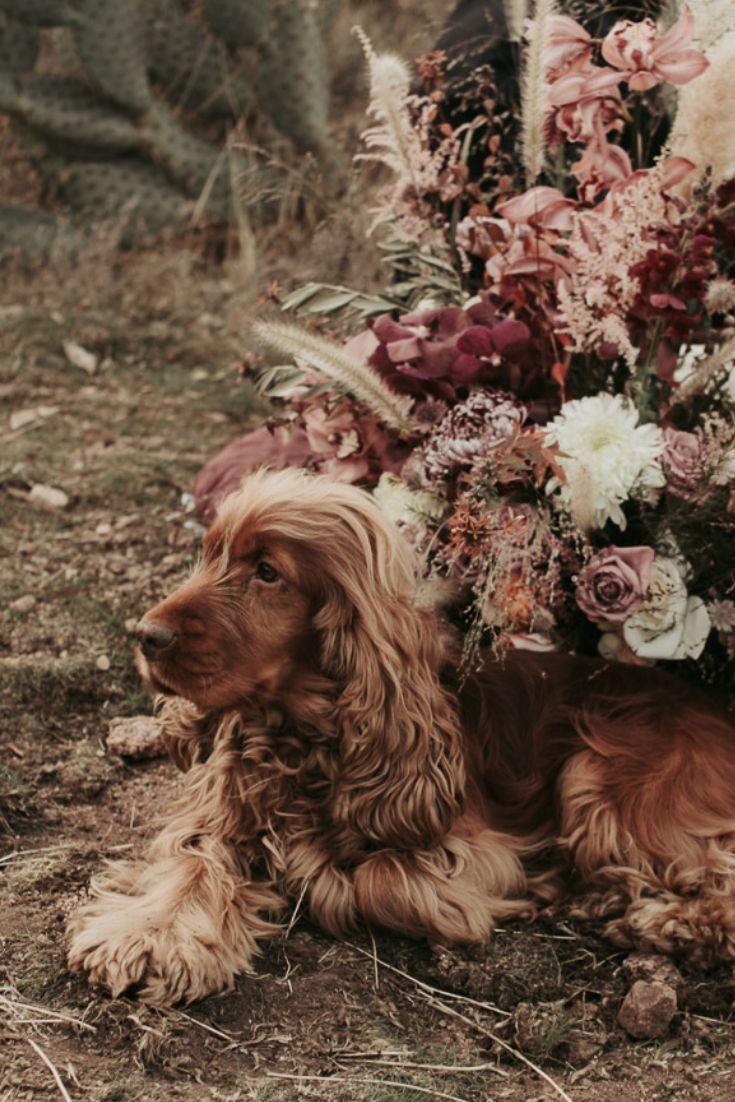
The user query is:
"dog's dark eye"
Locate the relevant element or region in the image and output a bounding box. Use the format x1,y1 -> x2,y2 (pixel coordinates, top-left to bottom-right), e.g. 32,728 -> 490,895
255,561 -> 279,583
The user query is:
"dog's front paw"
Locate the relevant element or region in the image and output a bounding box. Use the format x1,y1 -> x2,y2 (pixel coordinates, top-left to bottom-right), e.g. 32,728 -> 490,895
68,898 -> 237,1006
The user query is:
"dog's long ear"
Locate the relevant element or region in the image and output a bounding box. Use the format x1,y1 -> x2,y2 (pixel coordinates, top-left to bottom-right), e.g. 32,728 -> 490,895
155,696 -> 218,772
315,498 -> 465,850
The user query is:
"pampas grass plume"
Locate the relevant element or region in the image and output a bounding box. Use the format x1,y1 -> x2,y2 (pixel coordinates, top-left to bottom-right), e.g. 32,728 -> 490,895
669,28 -> 735,187
253,319 -> 414,434
520,0 -> 556,185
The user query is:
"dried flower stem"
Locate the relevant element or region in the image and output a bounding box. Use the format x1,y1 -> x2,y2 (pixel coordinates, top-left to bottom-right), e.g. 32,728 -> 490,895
520,0 -> 555,184
253,319 -> 414,434
670,334 -> 735,406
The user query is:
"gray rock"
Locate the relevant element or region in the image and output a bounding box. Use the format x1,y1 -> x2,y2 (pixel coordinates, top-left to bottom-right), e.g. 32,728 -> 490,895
618,980 -> 677,1039
107,715 -> 164,760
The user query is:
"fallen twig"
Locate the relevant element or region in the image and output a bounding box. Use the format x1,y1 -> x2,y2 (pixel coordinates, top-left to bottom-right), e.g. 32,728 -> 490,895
266,1070 -> 475,1101
341,1054 -> 507,1075
345,941 -> 573,1102
345,941 -> 510,1017
26,1037 -> 73,1102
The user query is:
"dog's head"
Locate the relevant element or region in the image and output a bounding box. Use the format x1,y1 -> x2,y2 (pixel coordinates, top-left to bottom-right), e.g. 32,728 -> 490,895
135,467 -> 418,710
136,467 -> 464,847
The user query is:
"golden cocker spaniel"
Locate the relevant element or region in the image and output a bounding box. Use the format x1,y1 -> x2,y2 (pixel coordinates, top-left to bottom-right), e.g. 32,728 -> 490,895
68,469 -> 735,1005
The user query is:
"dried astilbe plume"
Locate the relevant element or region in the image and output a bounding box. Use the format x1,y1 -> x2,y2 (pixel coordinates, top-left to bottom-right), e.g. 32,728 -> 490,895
520,0 -> 556,184
252,319 -> 414,434
669,29 -> 735,187
557,162 -> 687,368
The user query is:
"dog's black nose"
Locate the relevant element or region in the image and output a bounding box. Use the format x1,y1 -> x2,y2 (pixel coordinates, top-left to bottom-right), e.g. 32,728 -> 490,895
135,619 -> 176,656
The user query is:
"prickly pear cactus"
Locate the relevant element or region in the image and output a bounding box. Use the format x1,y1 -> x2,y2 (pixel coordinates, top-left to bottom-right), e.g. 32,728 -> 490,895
0,0 -> 343,259
73,0 -> 150,113
204,0 -> 269,48
259,0 -> 329,154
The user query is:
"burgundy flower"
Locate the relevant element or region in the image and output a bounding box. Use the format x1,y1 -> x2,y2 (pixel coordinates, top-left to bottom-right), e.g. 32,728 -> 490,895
575,546 -> 654,624
369,303 -> 531,402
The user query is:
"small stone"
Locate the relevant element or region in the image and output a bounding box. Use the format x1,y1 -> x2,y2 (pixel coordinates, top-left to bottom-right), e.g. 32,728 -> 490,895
96,654 -> 111,671
124,617 -> 138,633
95,521 -> 113,537
617,980 -> 677,1039
11,595 -> 36,613
63,340 -> 98,374
29,484 -> 69,511
107,715 -> 164,760
623,952 -> 682,989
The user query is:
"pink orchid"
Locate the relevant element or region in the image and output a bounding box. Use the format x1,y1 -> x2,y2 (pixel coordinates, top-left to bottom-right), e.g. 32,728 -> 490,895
497,186 -> 577,232
601,7 -> 709,92
485,230 -> 574,286
572,140 -> 633,201
544,14 -> 593,75
547,67 -> 624,143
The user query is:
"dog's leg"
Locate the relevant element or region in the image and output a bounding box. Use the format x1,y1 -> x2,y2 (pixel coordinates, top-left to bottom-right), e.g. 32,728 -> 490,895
352,818 -> 530,943
68,728 -> 284,1005
67,831 -> 282,1006
558,749 -> 735,963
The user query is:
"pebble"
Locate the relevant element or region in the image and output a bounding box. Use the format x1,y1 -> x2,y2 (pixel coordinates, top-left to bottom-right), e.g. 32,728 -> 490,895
623,951 -> 682,989
124,617 -> 138,633
96,654 -> 111,671
10,406 -> 58,431
11,595 -> 36,613
107,715 -> 165,760
63,339 -> 98,375
617,980 -> 677,1039
29,484 -> 69,511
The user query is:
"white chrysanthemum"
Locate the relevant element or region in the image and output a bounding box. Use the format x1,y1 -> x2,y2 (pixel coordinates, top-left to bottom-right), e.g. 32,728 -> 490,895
544,393 -> 664,530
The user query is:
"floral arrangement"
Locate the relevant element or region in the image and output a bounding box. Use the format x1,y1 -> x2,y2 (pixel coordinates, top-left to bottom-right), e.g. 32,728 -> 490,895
246,2 -> 735,704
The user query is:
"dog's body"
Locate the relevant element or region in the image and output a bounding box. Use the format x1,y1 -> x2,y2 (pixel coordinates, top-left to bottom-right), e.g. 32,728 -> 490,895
69,470 -> 735,1005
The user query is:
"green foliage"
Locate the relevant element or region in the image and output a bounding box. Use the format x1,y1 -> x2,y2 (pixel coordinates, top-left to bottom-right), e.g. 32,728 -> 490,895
0,205 -> 73,261
57,159 -> 188,242
73,0 -> 150,112
0,15 -> 39,76
0,0 -> 79,26
259,0 -> 329,153
0,0 -> 343,257
149,0 -> 252,118
204,0 -> 269,48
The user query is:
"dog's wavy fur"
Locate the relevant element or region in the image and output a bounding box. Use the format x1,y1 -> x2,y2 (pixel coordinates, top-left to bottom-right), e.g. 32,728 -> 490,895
68,469 -> 735,1004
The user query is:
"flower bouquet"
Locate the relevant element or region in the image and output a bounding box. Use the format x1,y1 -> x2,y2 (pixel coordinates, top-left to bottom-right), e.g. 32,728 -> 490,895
234,2 -> 735,703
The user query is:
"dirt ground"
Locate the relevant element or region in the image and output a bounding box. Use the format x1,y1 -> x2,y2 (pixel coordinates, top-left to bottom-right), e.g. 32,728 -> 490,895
2,246 -> 735,1102
3,8 -> 735,1084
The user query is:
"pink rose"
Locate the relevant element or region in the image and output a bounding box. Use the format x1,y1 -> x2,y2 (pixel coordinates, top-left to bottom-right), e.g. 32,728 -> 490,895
601,7 -> 709,92
575,546 -> 655,624
661,426 -> 703,499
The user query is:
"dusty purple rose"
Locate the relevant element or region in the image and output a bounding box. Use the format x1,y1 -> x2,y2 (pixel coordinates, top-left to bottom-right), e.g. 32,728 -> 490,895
575,546 -> 654,624
661,427 -> 703,498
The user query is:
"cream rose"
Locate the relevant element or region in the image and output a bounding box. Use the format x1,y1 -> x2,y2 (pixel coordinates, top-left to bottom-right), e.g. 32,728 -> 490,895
622,556 -> 710,660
